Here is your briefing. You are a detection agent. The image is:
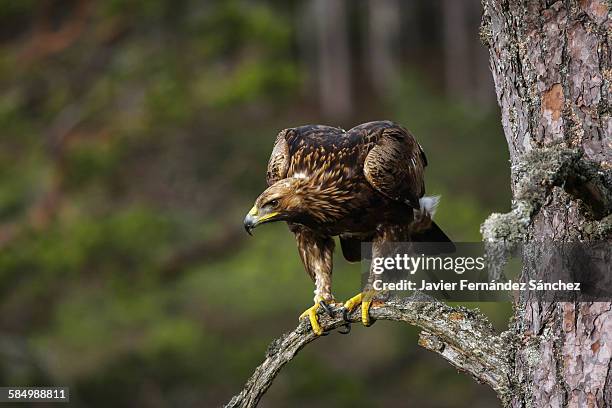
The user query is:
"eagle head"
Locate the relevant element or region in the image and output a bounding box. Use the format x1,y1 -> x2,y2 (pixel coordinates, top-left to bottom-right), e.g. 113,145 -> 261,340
243,178 -> 313,235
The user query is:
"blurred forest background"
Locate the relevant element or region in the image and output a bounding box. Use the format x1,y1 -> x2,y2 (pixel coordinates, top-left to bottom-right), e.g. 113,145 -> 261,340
0,0 -> 513,407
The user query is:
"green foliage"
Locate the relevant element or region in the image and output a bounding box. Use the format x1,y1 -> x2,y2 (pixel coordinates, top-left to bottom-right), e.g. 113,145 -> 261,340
101,0 -> 168,19
0,0 -> 35,18
196,60 -> 301,108
193,1 -> 293,54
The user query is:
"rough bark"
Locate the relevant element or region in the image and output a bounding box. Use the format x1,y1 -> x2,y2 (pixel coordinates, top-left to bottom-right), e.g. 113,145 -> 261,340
480,0 -> 612,406
225,295 -> 511,408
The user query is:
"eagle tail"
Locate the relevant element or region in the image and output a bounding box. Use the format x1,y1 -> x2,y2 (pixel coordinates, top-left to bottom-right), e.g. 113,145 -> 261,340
412,221 -> 453,244
412,196 -> 455,251
418,195 -> 440,218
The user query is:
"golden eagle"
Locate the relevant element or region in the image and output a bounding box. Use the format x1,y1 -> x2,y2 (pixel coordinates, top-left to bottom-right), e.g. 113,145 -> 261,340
244,121 -> 452,335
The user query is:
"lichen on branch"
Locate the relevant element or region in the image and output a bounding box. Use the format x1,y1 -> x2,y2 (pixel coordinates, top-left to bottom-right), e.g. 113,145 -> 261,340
481,145 -> 612,242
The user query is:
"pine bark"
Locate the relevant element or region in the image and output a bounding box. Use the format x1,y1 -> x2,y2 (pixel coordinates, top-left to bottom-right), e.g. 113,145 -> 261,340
481,1 -> 611,406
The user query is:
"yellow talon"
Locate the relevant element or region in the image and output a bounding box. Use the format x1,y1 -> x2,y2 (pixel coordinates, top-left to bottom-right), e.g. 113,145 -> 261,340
343,293 -> 363,312
343,291 -> 376,327
299,296 -> 333,336
362,300 -> 372,326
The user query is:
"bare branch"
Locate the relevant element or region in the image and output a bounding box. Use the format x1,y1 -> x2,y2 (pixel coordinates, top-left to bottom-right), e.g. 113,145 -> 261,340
225,294 -> 512,408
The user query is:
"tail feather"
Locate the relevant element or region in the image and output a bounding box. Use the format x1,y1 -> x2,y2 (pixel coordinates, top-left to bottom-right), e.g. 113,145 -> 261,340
419,195 -> 440,218
412,195 -> 455,252
411,221 -> 452,243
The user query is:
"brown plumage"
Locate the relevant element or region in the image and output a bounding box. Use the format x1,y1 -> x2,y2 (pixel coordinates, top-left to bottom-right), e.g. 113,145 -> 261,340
243,120 -> 453,334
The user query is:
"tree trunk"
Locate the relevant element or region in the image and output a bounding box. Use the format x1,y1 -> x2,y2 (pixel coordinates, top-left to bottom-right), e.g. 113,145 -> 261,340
481,0 -> 611,406
469,0 -> 497,106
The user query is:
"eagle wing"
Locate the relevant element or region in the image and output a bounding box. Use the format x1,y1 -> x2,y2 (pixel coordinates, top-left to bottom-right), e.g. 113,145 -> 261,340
363,125 -> 427,208
266,129 -> 291,186
266,125 -> 350,186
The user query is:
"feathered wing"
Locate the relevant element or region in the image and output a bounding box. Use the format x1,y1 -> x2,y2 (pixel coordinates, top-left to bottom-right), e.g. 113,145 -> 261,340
266,125 -> 346,186
361,123 -> 453,250
266,129 -> 291,186
363,126 -> 426,209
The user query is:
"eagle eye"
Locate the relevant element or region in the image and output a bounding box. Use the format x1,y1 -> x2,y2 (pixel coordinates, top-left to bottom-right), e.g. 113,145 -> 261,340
267,199 -> 279,208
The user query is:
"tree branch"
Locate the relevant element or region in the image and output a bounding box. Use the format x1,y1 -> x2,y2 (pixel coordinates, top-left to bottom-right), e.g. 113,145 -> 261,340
225,294 -> 512,408
481,146 -> 612,243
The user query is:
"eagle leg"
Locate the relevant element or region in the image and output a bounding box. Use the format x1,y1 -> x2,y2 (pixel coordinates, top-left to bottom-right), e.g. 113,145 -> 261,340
299,295 -> 338,336
362,296 -> 374,327
342,291 -> 378,327
342,293 -> 362,320
299,301 -> 322,336
293,228 -> 337,336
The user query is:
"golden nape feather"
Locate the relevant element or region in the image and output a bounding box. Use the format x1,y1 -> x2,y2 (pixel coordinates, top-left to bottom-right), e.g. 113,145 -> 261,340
244,120 -> 454,336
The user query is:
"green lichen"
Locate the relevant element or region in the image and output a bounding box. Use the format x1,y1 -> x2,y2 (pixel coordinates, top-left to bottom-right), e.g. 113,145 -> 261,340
479,19 -> 493,47
481,201 -> 533,242
524,344 -> 541,368
513,146 -> 580,207
582,214 -> 612,240
480,145 -> 610,242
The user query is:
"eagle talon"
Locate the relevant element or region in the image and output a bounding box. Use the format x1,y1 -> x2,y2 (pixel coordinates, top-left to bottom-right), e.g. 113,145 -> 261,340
362,313 -> 376,327
319,300 -> 334,317
342,292 -> 378,327
338,323 -> 351,334
361,300 -> 374,327
343,293 -> 363,319
299,297 -> 336,336
342,307 -> 351,322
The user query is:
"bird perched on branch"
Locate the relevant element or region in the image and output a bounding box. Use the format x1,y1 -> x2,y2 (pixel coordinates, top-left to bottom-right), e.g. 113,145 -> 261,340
244,121 -> 453,335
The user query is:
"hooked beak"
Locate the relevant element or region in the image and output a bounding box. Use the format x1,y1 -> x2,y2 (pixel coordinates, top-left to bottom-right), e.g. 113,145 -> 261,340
243,206 -> 280,236
244,213 -> 256,236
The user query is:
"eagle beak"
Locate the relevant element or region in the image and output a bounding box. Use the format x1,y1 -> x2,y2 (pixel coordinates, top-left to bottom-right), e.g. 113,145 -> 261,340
244,206 -> 258,235
243,205 -> 280,235
244,213 -> 256,236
